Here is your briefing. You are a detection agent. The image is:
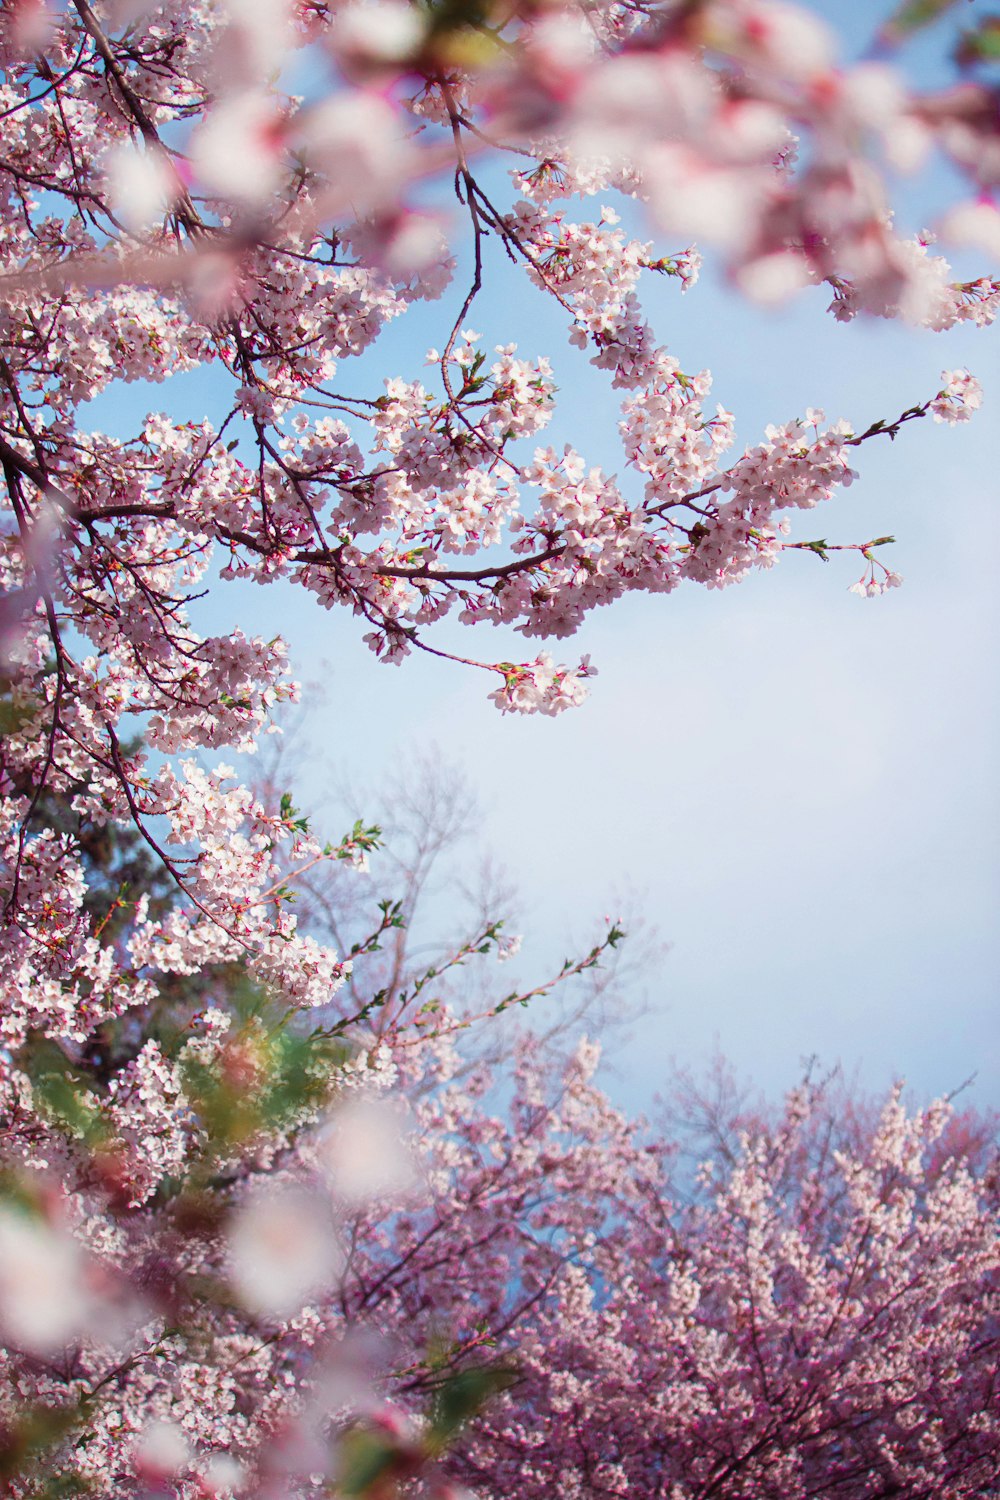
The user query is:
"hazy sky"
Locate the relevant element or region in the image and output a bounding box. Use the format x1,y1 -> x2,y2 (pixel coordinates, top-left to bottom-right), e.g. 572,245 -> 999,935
86,0 -> 1000,1112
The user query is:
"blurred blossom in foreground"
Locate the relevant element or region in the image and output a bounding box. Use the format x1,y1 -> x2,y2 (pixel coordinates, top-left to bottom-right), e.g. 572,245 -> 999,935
105,145 -> 179,233
319,1095 -> 420,1206
133,1421 -> 191,1483
228,1184 -> 344,1317
0,1201 -> 96,1355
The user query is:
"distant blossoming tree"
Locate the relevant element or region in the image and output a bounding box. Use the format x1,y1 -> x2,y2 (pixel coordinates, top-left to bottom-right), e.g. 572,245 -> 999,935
0,0 -> 997,1492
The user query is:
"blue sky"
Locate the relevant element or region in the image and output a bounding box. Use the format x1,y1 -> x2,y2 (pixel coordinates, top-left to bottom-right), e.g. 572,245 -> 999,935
83,0 -> 1000,1112
257,286 -> 1000,1112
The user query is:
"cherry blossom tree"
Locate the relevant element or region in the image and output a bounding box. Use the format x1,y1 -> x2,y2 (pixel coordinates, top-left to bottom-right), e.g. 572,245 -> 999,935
2,917 -> 997,1496
1,0 -> 999,1492
428,1053 -> 1000,1500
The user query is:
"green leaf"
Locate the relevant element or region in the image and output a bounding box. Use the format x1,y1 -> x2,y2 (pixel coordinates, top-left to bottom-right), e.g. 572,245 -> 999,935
427,1363 -> 517,1450
335,1429 -> 402,1497
956,18 -> 1000,64
881,0 -> 966,39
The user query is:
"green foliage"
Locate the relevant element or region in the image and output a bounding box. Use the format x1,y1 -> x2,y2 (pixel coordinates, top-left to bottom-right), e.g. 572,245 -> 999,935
180,1013 -> 351,1170
956,15 -> 1000,64
0,1404 -> 89,1492
20,1038 -> 107,1150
